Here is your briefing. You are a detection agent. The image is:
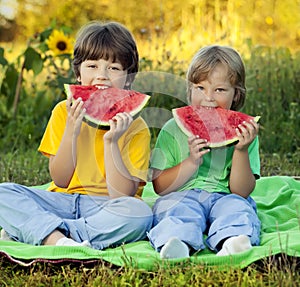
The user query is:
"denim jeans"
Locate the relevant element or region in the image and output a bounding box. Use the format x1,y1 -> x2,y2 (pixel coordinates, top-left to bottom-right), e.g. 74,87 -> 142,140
147,189 -> 260,252
0,183 -> 153,249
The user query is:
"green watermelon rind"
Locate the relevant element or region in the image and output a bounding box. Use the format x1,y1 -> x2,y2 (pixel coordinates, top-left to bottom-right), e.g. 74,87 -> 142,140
64,84 -> 150,129
172,107 -> 260,148
64,83 -> 72,99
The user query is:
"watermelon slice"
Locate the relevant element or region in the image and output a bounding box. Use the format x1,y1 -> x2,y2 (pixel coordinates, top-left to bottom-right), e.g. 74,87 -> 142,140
172,106 -> 260,148
64,84 -> 150,129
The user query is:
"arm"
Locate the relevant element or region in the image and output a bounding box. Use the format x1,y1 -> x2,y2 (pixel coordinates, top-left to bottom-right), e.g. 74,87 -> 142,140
104,113 -> 139,198
229,119 -> 259,198
49,96 -> 85,188
153,136 -> 210,195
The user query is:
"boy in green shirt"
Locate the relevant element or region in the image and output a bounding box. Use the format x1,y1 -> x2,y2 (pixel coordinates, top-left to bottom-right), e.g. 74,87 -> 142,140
148,45 -> 261,259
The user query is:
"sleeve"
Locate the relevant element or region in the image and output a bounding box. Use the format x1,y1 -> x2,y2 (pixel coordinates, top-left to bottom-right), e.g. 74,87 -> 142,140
122,117 -> 151,183
38,101 -> 67,157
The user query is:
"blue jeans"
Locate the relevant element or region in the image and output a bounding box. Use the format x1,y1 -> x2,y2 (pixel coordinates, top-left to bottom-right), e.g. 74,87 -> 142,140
0,183 -> 153,249
147,189 -> 261,252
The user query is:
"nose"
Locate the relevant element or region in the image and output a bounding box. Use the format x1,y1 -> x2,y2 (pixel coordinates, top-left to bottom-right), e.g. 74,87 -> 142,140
204,91 -> 214,101
96,66 -> 108,80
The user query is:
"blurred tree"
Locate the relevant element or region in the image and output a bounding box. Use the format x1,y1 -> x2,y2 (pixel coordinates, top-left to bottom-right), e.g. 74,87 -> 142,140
0,0 -> 17,42
0,16 -> 17,41
1,0 -> 299,54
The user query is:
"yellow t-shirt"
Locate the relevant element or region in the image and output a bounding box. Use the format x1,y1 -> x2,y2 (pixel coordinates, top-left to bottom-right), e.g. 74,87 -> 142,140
38,100 -> 150,196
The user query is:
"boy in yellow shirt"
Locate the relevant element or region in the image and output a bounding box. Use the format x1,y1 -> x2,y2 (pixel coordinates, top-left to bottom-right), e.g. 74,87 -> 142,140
0,21 -> 153,249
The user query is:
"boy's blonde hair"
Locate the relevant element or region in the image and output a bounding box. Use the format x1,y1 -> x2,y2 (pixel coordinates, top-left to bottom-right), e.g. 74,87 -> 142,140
186,45 -> 246,111
73,21 -> 139,88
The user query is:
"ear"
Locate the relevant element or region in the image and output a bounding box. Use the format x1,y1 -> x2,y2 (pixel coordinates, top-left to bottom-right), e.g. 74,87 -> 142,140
186,86 -> 192,105
231,88 -> 241,110
77,76 -> 81,83
124,80 -> 132,90
234,88 -> 240,100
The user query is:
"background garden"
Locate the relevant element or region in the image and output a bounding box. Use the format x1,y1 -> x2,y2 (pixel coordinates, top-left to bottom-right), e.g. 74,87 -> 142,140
0,0 -> 300,285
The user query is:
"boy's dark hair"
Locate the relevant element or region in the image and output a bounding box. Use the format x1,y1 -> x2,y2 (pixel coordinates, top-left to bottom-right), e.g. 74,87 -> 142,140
186,45 -> 246,111
73,21 -> 139,88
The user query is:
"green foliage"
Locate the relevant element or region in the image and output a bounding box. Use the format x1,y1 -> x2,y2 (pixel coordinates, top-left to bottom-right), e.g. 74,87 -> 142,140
0,150 -> 50,185
0,47 -> 8,65
23,47 -> 43,75
0,23 -> 75,153
0,24 -> 299,160
244,46 -> 300,154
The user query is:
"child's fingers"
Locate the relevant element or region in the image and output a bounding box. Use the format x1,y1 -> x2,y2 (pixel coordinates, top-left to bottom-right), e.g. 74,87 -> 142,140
237,120 -> 259,139
111,112 -> 133,129
188,139 -> 209,158
78,107 -> 86,121
198,148 -> 210,157
188,135 -> 208,146
66,95 -> 73,111
72,99 -> 84,118
108,119 -> 116,130
189,136 -> 210,158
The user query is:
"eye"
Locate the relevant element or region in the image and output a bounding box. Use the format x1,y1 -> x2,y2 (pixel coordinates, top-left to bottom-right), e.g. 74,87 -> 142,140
195,85 -> 204,91
84,61 -> 97,68
108,64 -> 124,71
110,66 -> 121,71
216,88 -> 225,92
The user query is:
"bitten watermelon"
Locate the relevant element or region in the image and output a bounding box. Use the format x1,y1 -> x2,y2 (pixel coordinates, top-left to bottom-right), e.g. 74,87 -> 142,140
64,84 -> 150,129
172,106 -> 260,148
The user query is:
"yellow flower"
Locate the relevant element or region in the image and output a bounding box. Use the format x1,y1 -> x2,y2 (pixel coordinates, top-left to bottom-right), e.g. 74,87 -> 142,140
46,30 -> 73,56
265,16 -> 274,26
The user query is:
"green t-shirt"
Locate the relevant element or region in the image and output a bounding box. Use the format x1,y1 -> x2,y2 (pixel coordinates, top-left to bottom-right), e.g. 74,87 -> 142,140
150,118 -> 260,193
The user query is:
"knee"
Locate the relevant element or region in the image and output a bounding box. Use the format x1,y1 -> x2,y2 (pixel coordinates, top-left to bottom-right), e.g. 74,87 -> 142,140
110,196 -> 153,218
152,191 -> 189,214
114,197 -> 153,235
214,194 -> 254,213
132,198 -> 153,225
125,197 -> 153,229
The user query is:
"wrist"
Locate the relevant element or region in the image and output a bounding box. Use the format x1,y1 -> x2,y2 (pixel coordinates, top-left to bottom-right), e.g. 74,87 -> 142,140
186,156 -> 201,170
104,138 -> 120,148
234,146 -> 249,153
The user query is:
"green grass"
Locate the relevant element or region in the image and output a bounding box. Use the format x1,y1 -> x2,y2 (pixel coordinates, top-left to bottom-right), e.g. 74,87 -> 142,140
260,152 -> 300,177
0,149 -> 50,186
0,149 -> 298,187
1,253 -> 300,286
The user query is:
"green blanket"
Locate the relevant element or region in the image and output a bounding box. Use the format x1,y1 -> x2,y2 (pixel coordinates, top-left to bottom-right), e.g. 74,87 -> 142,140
0,176 -> 300,270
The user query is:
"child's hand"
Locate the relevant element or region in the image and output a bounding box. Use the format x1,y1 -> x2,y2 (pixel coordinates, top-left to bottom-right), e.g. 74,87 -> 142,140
104,112 -> 133,143
66,96 -> 86,137
235,119 -> 259,151
188,135 -> 210,166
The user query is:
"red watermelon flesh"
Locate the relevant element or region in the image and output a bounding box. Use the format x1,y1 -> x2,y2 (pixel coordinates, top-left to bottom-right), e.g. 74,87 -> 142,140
64,84 -> 150,128
172,106 -> 260,148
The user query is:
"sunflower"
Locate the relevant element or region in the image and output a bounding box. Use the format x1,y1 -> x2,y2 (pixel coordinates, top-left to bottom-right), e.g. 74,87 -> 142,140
46,30 -> 73,56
